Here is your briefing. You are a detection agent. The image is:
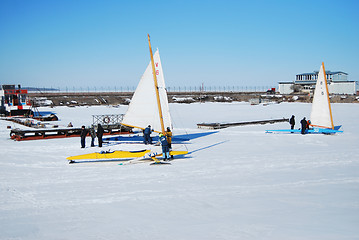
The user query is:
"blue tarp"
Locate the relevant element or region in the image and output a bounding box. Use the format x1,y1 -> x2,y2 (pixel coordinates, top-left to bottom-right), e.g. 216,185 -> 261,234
104,131 -> 218,143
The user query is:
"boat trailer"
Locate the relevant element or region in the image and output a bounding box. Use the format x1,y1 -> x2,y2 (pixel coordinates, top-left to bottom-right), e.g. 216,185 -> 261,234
9,126 -> 132,141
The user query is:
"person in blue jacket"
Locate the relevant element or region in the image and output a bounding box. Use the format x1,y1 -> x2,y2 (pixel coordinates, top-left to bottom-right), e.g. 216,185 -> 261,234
159,133 -> 170,160
143,125 -> 153,144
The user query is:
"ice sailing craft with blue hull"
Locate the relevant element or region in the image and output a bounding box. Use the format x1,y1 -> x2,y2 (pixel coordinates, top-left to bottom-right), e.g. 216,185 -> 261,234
266,126 -> 342,134
266,62 -> 343,134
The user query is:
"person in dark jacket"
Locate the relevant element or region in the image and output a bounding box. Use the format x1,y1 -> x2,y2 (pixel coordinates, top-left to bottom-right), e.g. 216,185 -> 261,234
300,117 -> 308,134
289,115 -> 295,130
143,125 -> 152,144
159,133 -> 170,160
90,127 -> 96,147
80,125 -> 88,148
96,124 -> 104,147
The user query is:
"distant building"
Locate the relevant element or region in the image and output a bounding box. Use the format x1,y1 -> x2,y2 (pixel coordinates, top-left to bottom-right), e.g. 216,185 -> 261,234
0,84 -> 32,116
279,70 -> 357,95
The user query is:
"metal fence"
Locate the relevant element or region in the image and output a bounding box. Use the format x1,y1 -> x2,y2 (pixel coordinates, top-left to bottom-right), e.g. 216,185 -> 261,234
92,114 -> 124,127
30,85 -> 277,93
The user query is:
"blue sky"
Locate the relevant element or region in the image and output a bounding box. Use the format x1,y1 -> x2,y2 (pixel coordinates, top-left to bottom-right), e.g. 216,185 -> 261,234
0,0 -> 358,90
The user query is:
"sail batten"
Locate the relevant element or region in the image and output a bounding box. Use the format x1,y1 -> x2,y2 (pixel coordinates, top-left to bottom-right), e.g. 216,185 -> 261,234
310,62 -> 334,129
121,50 -> 172,133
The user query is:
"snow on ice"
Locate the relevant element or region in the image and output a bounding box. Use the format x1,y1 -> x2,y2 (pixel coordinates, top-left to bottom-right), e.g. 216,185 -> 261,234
1,102 -> 359,240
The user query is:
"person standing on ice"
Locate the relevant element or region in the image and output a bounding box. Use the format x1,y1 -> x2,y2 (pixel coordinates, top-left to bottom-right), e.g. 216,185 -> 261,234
159,133 -> 170,160
80,125 -> 88,148
96,124 -> 104,147
300,117 -> 308,134
289,115 -> 295,130
89,126 -> 96,147
307,119 -> 312,130
165,127 -> 173,159
165,127 -> 172,149
143,125 -> 152,144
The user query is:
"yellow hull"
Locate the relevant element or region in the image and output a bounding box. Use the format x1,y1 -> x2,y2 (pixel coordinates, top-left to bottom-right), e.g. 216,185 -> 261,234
67,150 -> 188,162
168,150 -> 188,156
67,149 -> 151,161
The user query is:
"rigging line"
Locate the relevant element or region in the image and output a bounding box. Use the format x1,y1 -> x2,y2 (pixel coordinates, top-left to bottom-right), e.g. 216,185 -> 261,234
170,104 -> 190,152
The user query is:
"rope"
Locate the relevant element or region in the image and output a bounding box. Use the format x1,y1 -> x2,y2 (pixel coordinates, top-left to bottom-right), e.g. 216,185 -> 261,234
170,104 -> 189,152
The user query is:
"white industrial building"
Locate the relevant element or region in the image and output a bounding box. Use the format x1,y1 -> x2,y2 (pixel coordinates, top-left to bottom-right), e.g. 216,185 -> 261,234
279,70 -> 357,95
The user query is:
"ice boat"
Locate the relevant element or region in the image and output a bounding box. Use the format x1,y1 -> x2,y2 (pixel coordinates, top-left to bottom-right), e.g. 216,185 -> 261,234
121,35 -> 188,159
121,36 -> 171,134
266,62 -> 342,134
67,35 -> 188,163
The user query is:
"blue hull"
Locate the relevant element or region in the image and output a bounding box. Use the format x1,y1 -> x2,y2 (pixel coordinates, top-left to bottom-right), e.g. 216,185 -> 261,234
266,126 -> 342,134
104,131 -> 218,143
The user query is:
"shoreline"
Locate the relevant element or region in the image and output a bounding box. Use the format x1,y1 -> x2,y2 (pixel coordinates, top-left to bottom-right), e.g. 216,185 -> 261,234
28,91 -> 359,107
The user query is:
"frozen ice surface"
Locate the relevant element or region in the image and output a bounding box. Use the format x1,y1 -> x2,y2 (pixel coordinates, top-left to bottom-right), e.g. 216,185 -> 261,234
1,102 -> 358,240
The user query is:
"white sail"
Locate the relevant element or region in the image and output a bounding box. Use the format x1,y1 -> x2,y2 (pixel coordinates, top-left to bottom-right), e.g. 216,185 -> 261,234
122,50 -> 172,133
310,62 -> 334,129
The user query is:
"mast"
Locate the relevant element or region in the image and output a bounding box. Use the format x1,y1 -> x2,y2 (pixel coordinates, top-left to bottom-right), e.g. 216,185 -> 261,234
322,62 -> 334,129
148,34 -> 166,134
